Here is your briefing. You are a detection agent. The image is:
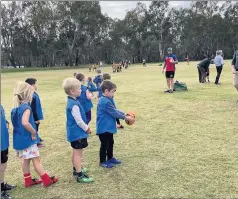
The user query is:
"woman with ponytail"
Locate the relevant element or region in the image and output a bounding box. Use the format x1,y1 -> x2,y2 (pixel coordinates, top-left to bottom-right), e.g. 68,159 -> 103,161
11,82 -> 58,188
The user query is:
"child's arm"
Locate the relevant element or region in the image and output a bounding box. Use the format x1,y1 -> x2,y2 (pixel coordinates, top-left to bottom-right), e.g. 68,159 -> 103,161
86,89 -> 93,100
22,109 -> 37,140
30,96 -> 39,123
71,105 -> 90,133
106,102 -> 126,120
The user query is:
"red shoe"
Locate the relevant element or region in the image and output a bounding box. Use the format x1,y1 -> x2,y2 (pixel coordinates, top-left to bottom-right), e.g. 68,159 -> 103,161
25,178 -> 42,188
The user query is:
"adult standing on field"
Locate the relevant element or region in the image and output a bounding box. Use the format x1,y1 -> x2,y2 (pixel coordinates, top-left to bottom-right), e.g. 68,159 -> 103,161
231,49 -> 238,92
162,47 -> 178,93
214,50 -> 224,85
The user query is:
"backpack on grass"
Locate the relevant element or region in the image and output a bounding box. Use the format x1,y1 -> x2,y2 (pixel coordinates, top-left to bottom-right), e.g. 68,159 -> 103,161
174,80 -> 188,91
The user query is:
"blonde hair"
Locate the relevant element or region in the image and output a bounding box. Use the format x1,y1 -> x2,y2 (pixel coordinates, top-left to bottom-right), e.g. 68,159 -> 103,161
63,77 -> 81,95
13,81 -> 34,108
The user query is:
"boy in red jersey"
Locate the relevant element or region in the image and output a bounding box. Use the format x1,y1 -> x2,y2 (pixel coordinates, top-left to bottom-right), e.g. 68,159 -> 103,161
162,47 -> 178,93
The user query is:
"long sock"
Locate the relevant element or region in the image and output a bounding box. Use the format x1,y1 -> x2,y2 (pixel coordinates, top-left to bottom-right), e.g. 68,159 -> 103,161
41,173 -> 53,187
24,173 -> 33,187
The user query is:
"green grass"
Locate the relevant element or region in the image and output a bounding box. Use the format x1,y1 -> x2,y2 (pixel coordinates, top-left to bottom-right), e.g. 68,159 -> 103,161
1,61 -> 238,198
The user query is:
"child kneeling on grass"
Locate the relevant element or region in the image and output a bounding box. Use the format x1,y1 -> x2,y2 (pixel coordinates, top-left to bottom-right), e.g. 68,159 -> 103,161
11,82 -> 58,188
63,78 -> 93,183
96,80 -> 134,168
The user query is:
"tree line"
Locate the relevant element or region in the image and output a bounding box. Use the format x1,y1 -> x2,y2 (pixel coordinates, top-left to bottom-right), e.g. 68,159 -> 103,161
1,1 -> 238,68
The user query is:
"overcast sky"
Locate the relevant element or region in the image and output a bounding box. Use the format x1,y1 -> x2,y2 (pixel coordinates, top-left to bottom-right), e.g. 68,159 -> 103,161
100,1 -> 191,19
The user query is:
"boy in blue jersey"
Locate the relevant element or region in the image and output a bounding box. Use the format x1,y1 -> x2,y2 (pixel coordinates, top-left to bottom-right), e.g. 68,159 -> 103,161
25,78 -> 44,147
1,105 -> 16,199
75,73 -> 94,124
102,73 -> 124,129
96,80 -> 135,168
93,69 -> 103,98
11,81 -> 58,188
63,77 -> 93,183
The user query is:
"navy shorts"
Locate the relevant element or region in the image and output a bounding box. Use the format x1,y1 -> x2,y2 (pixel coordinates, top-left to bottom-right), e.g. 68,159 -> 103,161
71,138 -> 88,149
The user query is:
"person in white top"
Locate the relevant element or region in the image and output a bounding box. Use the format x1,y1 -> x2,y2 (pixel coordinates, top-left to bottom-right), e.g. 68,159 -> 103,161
99,61 -> 102,68
214,50 -> 224,85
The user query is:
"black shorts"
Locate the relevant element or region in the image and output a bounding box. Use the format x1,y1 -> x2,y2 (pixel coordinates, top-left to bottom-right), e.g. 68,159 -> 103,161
1,148 -> 9,164
71,138 -> 88,149
165,71 -> 175,78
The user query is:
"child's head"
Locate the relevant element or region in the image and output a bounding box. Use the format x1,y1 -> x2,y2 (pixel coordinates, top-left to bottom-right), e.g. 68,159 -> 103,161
25,78 -> 37,90
96,69 -> 101,74
63,77 -> 81,98
13,81 -> 34,108
101,80 -> 117,98
87,77 -> 92,82
103,73 -> 111,80
75,73 -> 85,83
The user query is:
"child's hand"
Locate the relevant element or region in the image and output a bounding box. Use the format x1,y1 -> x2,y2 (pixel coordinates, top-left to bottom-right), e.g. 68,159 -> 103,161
31,132 -> 37,140
35,120 -> 40,124
125,116 -> 135,123
86,127 -> 91,134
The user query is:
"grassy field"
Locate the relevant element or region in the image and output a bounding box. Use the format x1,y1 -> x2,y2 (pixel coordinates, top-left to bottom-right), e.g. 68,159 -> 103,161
1,61 -> 238,199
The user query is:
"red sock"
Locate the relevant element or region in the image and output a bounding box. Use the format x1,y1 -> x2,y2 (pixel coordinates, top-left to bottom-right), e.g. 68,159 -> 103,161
41,173 -> 58,187
24,173 -> 42,188
24,173 -> 33,188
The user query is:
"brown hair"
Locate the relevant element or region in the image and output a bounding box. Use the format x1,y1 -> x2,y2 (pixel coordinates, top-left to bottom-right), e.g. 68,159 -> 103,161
101,80 -> 117,93
75,73 -> 85,82
103,73 -> 111,80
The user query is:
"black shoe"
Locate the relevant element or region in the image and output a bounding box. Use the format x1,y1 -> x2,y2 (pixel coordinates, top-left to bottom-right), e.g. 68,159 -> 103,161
168,89 -> 173,93
2,183 -> 16,191
164,90 -> 170,93
173,89 -> 176,91
1,191 -> 12,199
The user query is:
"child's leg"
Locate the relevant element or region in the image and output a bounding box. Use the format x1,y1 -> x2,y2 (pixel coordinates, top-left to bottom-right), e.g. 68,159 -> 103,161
116,118 -> 120,125
32,157 -> 45,176
107,134 -> 114,161
98,134 -> 109,163
85,111 -> 92,125
0,163 -> 7,191
72,149 -> 83,173
32,157 -> 58,187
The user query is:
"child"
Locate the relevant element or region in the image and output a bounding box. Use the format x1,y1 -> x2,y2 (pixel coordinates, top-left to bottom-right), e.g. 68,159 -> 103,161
143,59 -> 146,67
96,80 -> 134,168
63,78 -> 93,183
1,105 -> 16,199
75,73 -> 94,124
11,81 -> 58,188
25,78 -> 44,147
102,73 -> 124,129
87,77 -> 98,94
93,69 -> 103,98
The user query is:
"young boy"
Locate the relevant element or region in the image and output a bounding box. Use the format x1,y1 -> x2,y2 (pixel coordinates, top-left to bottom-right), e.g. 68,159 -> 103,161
25,78 -> 44,147
1,105 -> 16,199
63,77 -> 93,183
162,47 -> 178,93
93,69 -> 103,98
75,73 -> 94,124
102,73 -> 124,129
96,80 -> 134,168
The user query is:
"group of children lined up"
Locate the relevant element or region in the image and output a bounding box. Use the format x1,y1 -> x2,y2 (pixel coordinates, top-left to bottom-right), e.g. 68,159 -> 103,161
1,69 -> 135,199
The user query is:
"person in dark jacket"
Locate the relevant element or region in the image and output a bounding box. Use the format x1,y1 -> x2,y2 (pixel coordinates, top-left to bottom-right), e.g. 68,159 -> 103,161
25,78 -> 44,147
232,49 -> 238,91
197,56 -> 211,83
